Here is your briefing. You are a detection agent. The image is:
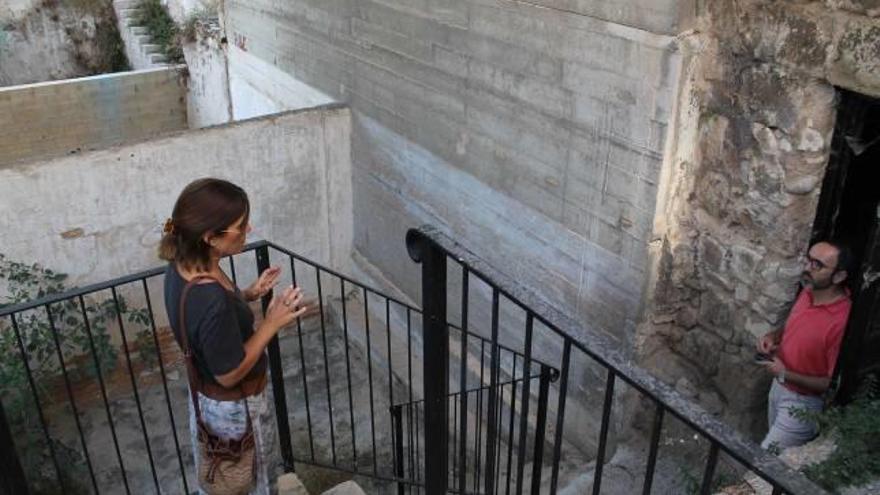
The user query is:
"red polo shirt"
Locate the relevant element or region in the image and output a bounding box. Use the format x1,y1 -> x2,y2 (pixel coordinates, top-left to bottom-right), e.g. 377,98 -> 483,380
778,287 -> 851,396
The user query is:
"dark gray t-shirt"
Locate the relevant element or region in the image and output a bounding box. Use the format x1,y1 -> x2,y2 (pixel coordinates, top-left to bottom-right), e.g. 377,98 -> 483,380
164,264 -> 266,384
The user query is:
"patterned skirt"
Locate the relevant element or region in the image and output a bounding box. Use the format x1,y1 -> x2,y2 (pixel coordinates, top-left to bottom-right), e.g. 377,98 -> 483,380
188,388 -> 278,495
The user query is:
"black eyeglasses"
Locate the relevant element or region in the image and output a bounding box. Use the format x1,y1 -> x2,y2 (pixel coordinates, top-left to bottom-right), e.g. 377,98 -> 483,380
803,254 -> 835,271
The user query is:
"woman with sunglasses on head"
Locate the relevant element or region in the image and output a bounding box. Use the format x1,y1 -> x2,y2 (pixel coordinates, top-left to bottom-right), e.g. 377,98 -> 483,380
160,178 -> 306,494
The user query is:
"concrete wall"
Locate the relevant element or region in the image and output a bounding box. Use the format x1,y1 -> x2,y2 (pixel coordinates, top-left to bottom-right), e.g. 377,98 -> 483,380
225,0 -> 684,348
0,105 -> 353,288
228,46 -> 335,121
183,26 -> 335,128
183,30 -> 233,128
0,67 -> 187,167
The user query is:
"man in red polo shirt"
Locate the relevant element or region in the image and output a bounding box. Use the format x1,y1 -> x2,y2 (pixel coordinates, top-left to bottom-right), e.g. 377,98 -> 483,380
756,241 -> 853,450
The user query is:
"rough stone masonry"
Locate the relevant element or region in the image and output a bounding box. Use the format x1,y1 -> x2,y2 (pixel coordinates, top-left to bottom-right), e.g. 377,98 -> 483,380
636,0 -> 880,437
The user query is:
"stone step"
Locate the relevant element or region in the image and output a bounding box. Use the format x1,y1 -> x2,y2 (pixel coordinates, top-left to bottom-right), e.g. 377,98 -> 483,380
119,8 -> 139,19
150,53 -> 169,64
142,43 -> 162,54
130,26 -> 148,35
277,473 -> 309,495
321,481 -> 366,495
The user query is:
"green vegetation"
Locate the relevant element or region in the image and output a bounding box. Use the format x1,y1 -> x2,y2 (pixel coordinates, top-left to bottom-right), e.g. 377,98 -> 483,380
0,255 -> 153,493
798,378 -> 880,493
134,0 -> 184,63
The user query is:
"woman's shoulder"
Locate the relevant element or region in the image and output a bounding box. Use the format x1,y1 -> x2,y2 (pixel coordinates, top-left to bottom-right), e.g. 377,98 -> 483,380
167,265 -> 228,304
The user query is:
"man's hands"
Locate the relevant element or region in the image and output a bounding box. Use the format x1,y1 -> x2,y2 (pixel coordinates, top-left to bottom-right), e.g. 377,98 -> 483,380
244,266 -> 282,302
756,330 -> 780,354
761,356 -> 785,377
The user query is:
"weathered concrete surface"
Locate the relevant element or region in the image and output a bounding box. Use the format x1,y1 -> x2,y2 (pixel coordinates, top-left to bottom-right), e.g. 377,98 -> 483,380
224,0 -> 682,352
277,472 -> 309,495
0,67 -> 187,167
0,105 -> 353,289
33,309 -> 390,494
636,0 -> 880,439
228,46 -> 336,121
162,0 -> 219,24
183,21 -> 336,128
0,0 -> 128,86
321,480 -> 367,495
182,21 -> 233,128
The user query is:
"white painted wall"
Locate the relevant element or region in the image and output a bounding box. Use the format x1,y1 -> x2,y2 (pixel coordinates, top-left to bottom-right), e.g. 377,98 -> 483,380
184,36 -> 233,128
0,105 -> 352,288
228,46 -> 335,121
183,39 -> 335,128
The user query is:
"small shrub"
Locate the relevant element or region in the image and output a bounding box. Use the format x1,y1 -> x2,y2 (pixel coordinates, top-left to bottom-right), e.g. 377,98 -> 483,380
0,254 -> 151,492
797,377 -> 880,492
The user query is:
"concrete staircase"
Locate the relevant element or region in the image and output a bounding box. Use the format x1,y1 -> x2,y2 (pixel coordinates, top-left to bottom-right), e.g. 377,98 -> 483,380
112,0 -> 171,69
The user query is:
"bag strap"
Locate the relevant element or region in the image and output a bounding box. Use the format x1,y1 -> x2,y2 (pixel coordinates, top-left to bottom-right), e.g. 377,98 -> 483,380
178,273 -> 251,428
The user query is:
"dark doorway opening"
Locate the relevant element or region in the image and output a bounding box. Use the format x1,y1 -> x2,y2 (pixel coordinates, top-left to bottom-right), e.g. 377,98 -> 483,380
812,89 -> 880,402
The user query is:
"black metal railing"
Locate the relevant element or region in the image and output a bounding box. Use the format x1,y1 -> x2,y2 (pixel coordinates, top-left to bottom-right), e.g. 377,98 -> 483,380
0,239 -> 551,494
0,232 -> 829,495
405,225 -> 828,495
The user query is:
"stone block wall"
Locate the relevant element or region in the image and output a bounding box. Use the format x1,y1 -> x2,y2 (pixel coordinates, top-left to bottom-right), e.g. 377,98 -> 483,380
0,67 -> 187,167
224,0 -> 689,350
637,0 -> 880,436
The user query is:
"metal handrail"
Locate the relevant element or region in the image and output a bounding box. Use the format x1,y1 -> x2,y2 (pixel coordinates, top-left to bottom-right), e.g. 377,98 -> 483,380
407,225 -> 827,495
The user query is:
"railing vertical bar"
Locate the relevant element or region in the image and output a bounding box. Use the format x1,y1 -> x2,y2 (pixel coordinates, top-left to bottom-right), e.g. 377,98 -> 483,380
452,392 -> 459,488
641,405 -> 664,495
458,268 -> 470,495
363,287 -> 379,475
9,314 -> 67,492
340,279 -> 358,470
699,443 -> 720,495
139,283 -> 190,494
392,405 -> 405,495
257,247 -> 295,471
76,297 -> 131,494
504,355 -> 518,495
228,255 -> 237,285
484,289 -> 501,495
591,370 -> 616,495
45,303 -> 100,493
386,298 -> 396,472
494,382 -> 504,494
111,287 -> 161,492
530,365 -> 551,495
407,308 -> 414,481
548,341 -> 571,495
415,402 -> 421,482
315,268 -> 337,465
289,256 -> 315,462
475,340 -> 485,493
515,314 -> 534,495
416,240 -> 448,495
408,403 -> 415,482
